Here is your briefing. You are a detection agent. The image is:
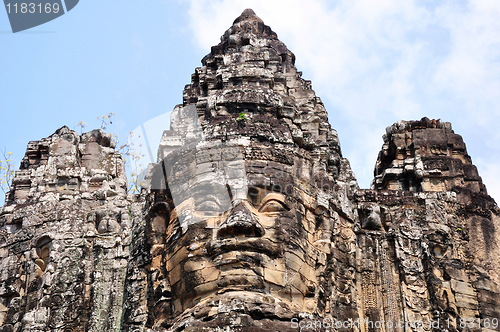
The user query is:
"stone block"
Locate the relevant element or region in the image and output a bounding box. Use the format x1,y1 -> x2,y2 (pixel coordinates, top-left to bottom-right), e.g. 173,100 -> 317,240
167,247 -> 188,272
264,268 -> 285,287
478,289 -> 500,306
184,259 -> 210,273
451,279 -> 476,297
455,293 -> 479,310
284,252 -> 304,272
444,265 -> 469,282
201,267 -> 220,283
476,279 -> 500,293
169,262 -> 182,286
457,308 -> 479,320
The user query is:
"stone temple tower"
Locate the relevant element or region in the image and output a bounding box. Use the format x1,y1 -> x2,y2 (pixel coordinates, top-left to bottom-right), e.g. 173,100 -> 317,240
1,9 -> 499,332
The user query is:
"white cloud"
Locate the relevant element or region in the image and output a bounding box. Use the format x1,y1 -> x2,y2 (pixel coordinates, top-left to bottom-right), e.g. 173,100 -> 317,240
186,0 -> 500,203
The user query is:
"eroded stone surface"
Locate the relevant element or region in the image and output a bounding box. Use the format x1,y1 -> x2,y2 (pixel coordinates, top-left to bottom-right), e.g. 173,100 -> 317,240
0,127 -> 143,332
1,9 -> 500,332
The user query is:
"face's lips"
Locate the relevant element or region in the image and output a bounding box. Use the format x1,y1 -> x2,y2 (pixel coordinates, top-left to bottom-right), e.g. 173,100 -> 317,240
206,237 -> 282,259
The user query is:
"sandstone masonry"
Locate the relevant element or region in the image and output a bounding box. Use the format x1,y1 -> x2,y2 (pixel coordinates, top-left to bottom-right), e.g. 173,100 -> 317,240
1,9 -> 499,332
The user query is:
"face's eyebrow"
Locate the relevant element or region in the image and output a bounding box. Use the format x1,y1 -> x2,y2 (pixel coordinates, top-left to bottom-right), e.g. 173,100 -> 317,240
194,194 -> 223,206
260,192 -> 286,206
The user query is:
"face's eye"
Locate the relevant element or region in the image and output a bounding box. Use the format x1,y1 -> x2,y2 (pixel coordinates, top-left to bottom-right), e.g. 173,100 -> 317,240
196,200 -> 222,216
259,200 -> 288,213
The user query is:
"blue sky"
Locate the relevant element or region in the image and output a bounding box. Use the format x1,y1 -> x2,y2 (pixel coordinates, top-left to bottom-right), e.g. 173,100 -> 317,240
2,0 -> 500,204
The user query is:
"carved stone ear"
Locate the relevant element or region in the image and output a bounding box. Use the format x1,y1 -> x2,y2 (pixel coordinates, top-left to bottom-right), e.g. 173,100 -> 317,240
35,235 -> 52,272
146,203 -> 170,245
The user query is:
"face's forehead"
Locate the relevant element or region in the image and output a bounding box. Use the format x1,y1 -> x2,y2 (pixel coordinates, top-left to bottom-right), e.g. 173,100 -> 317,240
162,141 -> 244,228
165,141 -> 246,182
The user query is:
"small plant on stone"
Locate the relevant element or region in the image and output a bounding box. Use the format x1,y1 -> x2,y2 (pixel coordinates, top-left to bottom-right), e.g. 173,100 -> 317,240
118,131 -> 145,194
97,112 -> 116,130
0,150 -> 15,196
236,112 -> 247,121
76,121 -> 87,134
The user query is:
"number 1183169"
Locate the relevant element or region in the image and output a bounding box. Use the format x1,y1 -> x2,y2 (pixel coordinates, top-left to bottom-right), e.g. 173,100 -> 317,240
446,317 -> 499,329
6,3 -> 60,14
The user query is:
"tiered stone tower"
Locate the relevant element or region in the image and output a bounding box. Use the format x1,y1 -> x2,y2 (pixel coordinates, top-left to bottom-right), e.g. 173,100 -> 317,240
0,9 -> 499,332
0,127 -> 144,331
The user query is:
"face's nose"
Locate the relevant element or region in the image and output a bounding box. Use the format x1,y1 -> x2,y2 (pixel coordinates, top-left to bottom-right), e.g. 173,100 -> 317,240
217,200 -> 264,238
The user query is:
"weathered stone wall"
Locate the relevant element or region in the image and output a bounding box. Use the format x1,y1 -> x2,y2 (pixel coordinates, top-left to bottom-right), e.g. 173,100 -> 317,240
366,118 -> 500,331
1,8 -> 499,332
0,127 -> 144,332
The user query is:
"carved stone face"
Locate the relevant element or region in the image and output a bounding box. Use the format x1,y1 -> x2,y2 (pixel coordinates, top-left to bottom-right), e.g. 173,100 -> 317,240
158,138 -> 333,319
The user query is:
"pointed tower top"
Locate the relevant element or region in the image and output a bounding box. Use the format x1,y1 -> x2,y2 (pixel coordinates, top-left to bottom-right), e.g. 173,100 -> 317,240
241,8 -> 256,16
233,8 -> 262,24
172,9 -> 340,153
159,7 -> 347,169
